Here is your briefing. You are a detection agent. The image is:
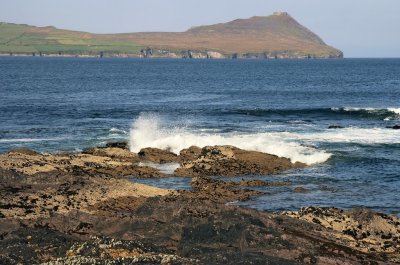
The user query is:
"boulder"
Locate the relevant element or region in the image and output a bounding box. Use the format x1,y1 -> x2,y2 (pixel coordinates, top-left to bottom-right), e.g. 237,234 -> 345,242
138,148 -> 179,163
179,146 -> 202,162
105,141 -> 128,149
7,148 -> 39,156
292,187 -> 308,193
328,125 -> 344,129
175,145 -> 305,177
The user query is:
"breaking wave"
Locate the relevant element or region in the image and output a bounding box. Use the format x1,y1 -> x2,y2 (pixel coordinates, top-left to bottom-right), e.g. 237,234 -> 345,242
279,127 -> 400,145
129,113 -> 331,165
0,138 -> 63,143
232,107 -> 400,120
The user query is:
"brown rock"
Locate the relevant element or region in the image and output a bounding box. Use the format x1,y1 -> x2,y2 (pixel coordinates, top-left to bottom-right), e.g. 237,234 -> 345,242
138,148 -> 179,163
82,147 -> 140,163
95,165 -> 166,178
178,176 -> 264,203
282,206 -> 400,258
179,146 -> 202,162
175,145 -> 305,177
7,148 -> 39,156
292,187 -> 308,193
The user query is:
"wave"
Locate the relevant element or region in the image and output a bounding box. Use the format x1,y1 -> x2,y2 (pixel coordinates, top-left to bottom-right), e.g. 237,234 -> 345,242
279,127 -> 400,145
332,107 -> 400,120
109,128 -> 127,134
129,113 -> 331,165
0,138 -> 62,143
231,107 -> 400,120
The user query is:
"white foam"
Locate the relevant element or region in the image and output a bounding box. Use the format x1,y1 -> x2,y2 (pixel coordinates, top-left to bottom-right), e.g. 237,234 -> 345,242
129,113 -> 331,165
388,108 -> 400,115
0,138 -> 62,143
333,107 -> 400,115
110,128 -> 127,134
139,161 -> 180,174
277,127 -> 400,145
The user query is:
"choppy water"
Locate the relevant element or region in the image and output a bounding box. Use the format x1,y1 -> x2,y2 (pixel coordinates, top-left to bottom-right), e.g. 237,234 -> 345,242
1,57 -> 399,215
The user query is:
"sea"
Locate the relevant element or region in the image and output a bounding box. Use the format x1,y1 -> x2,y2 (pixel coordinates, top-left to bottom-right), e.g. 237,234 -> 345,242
0,57 -> 399,215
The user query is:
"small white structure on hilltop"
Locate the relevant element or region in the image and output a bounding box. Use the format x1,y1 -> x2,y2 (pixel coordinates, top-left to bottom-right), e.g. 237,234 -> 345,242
273,12 -> 288,16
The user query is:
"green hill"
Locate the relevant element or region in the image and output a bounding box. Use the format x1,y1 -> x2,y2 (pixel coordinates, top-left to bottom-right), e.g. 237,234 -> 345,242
0,12 -> 343,58
0,22 -> 142,56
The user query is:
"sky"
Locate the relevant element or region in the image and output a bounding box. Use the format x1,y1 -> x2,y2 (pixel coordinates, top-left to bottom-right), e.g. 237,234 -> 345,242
0,0 -> 399,58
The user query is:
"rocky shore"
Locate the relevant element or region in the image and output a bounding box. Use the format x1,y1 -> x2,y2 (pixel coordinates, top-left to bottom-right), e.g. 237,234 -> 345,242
0,143 -> 399,264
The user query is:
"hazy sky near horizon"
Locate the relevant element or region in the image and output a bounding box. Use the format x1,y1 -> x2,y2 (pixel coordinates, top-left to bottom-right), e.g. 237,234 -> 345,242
1,0 -> 399,58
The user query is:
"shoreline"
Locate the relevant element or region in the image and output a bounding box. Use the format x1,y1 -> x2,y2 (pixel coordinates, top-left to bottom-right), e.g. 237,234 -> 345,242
0,52 -> 344,60
0,144 -> 399,264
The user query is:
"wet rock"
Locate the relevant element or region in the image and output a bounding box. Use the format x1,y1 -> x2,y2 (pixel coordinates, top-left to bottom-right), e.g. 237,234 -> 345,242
176,145 -> 305,177
0,145 -> 397,264
239,179 -> 292,187
105,141 -> 128,149
282,206 -> 400,260
83,147 -> 140,163
95,164 -> 167,178
7,148 -> 39,156
387,125 -> 400,129
0,168 -> 395,265
179,176 -> 264,202
292,187 -> 308,193
179,146 -> 202,162
10,195 -> 390,264
319,185 -> 337,192
138,148 -> 179,163
0,169 -> 170,220
0,147 -> 168,178
328,125 -> 344,129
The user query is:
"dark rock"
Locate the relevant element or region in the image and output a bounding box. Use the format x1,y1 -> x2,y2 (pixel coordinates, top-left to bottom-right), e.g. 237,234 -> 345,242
328,125 -> 344,129
319,185 -> 337,192
1,145 -> 399,264
184,176 -> 264,202
387,125 -> 400,130
95,165 -> 166,178
105,141 -> 128,149
239,179 -> 292,187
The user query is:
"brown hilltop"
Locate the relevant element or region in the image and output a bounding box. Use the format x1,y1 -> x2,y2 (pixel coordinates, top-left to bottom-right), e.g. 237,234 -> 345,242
98,12 -> 342,58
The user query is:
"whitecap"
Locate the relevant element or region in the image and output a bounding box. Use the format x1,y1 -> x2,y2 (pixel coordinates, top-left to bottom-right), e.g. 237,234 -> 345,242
109,128 -> 127,134
129,113 -> 331,165
0,138 -> 62,143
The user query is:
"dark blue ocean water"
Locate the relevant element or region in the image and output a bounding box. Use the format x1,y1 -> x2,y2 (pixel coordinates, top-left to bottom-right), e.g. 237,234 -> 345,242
1,57 -> 399,215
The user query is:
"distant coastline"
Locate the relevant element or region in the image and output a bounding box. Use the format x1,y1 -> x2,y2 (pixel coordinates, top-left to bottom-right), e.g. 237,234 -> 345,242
0,51 -> 343,59
0,12 -> 343,59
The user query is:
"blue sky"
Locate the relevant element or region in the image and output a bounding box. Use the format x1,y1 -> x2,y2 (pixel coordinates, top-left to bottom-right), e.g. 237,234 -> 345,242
1,0 -> 399,57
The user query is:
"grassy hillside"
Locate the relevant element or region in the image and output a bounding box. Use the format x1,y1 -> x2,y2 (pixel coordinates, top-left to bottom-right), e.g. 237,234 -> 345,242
0,13 -> 343,58
0,22 -> 143,55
